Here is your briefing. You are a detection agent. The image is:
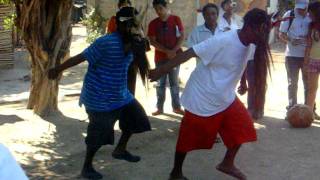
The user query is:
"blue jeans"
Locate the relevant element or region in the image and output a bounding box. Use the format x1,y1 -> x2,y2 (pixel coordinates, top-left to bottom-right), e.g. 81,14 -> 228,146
155,60 -> 181,111
285,57 -> 308,109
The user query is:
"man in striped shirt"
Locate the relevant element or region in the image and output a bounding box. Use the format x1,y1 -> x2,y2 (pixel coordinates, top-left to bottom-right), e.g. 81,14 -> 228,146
48,7 -> 151,180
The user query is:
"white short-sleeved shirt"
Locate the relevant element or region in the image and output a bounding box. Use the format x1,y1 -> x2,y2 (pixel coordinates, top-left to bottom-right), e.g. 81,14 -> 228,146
187,25 -> 223,48
218,14 -> 239,32
247,44 -> 256,61
181,30 -> 250,116
279,10 -> 311,57
187,25 -> 223,64
0,144 -> 28,180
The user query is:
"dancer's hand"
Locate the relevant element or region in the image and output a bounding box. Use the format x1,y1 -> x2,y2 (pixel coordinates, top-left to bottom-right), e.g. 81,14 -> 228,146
48,67 -> 60,80
149,68 -> 163,82
237,84 -> 248,95
166,50 -> 176,59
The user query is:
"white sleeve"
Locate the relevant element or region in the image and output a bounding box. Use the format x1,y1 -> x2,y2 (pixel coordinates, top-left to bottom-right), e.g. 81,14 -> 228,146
192,36 -> 224,66
279,11 -> 291,33
0,144 -> 28,180
187,28 -> 197,48
246,44 -> 256,61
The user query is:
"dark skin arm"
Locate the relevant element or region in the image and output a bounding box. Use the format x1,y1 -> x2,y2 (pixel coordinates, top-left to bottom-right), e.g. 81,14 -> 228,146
149,48 -> 196,82
237,68 -> 248,95
48,53 -> 86,79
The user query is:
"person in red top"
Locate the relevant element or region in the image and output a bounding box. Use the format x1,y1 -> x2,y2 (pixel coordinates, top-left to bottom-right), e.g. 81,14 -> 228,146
106,0 -> 131,34
148,0 -> 185,116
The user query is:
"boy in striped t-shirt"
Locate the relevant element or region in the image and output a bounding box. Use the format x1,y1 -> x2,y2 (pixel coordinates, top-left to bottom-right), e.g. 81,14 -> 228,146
48,7 -> 151,180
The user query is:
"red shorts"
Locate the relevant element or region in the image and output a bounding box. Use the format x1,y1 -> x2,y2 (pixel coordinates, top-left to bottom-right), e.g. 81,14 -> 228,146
176,98 -> 257,152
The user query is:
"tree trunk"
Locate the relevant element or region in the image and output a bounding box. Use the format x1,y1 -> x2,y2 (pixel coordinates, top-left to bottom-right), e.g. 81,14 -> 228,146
14,0 -> 73,116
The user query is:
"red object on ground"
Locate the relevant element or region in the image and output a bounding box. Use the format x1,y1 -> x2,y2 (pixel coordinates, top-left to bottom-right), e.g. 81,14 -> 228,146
287,104 -> 314,128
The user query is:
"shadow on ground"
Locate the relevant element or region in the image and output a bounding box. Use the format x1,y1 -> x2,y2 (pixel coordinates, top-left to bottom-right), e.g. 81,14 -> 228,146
12,111 -> 320,180
20,113 -> 182,180
0,115 -> 24,126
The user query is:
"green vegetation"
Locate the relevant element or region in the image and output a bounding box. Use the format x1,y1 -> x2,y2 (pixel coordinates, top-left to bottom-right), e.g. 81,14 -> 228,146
81,7 -> 107,43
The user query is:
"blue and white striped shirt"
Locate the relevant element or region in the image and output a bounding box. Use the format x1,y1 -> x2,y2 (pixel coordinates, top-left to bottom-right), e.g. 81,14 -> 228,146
80,32 -> 134,112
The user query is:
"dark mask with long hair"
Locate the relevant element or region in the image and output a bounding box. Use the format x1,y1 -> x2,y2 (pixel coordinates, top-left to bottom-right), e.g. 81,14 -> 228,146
116,7 -> 150,89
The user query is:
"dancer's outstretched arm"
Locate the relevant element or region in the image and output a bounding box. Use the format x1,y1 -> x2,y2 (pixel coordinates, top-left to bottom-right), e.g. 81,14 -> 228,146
48,53 -> 85,80
149,48 -> 196,82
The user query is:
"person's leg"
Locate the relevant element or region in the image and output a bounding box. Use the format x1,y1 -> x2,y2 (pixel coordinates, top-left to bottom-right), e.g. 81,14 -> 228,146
306,72 -> 319,110
302,61 -> 319,118
216,145 -> 246,180
218,98 -> 256,180
168,65 -> 183,114
302,60 -> 309,105
170,111 -> 222,179
285,57 -> 301,109
112,132 -> 141,162
81,145 -> 103,179
154,62 -> 167,115
246,61 -> 255,117
113,99 -> 151,162
81,110 -> 118,179
170,152 -> 188,179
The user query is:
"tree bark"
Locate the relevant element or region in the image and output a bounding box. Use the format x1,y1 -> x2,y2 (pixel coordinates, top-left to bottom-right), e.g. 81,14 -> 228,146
14,0 -> 73,116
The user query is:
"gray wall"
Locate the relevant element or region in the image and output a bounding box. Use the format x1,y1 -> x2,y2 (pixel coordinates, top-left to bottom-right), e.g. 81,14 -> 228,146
87,0 -> 197,38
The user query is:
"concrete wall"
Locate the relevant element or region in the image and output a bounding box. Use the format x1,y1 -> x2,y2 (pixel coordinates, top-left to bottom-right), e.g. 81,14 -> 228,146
87,0 -> 197,38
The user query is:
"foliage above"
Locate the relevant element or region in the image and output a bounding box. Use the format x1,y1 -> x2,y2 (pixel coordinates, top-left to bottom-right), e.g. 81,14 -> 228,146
81,7 -> 106,43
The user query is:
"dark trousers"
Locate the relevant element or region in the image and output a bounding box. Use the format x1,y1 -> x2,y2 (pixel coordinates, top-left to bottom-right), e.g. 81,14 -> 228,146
285,57 -> 308,109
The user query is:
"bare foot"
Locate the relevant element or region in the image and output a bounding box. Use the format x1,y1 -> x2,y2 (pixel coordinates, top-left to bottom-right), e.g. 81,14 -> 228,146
169,171 -> 189,180
216,163 -> 247,180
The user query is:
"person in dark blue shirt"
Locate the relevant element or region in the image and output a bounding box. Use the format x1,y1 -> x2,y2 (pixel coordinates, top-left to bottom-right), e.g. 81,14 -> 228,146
48,7 -> 151,180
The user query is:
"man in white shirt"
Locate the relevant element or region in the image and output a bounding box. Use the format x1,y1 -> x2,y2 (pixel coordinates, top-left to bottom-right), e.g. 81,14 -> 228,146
188,3 -> 222,66
149,8 -> 272,180
218,0 -> 239,32
279,0 -> 318,117
0,144 -> 28,180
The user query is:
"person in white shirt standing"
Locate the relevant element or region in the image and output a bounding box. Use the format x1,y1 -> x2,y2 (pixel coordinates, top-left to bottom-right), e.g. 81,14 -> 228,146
188,3 -> 222,65
219,0 -> 239,32
279,0 -> 319,119
149,8 -> 272,180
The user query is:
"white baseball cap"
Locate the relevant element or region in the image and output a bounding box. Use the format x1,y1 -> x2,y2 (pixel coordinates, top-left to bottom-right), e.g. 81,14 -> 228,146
295,0 -> 309,9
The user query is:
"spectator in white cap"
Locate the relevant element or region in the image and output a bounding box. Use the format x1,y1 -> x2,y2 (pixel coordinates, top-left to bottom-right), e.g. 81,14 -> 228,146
279,0 -> 320,119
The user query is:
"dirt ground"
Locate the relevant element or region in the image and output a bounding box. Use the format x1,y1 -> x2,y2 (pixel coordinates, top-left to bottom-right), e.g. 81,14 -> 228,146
1,26 -> 320,180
